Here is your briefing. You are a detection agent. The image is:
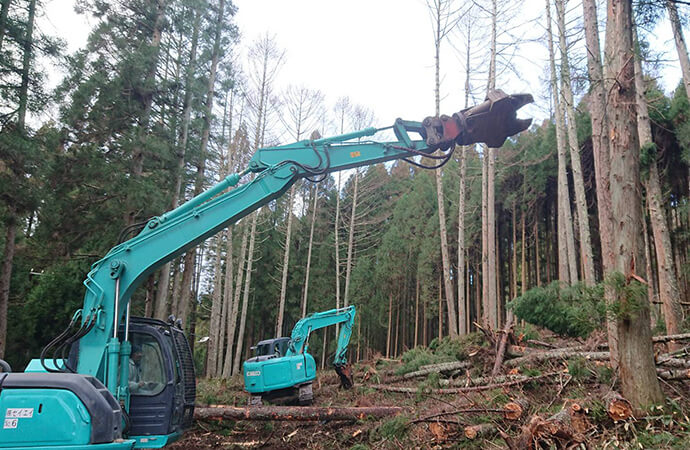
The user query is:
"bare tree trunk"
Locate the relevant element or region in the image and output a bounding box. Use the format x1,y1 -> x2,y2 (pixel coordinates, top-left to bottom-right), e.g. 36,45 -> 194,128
126,0 -> 166,226
386,292 -> 392,358
320,329 -> 327,370
223,221 -> 248,378
605,0 -> 664,410
394,299 -> 400,357
233,212 -> 258,375
333,171 -> 343,346
438,275 -> 443,339
155,7 -> 201,320
512,201 -> 518,299
667,0 -> 690,100
642,211 -> 658,326
546,0 -> 576,285
276,185 -> 295,336
555,0 -> 595,286
521,208 -> 527,295
633,26 -> 683,337
457,145 -> 467,334
0,0 -> 11,52
427,0 -> 459,337
170,260 -> 182,318
482,0 -> 499,330
344,173 -> 358,308
582,0 -> 618,365
301,185 -> 318,316
535,220 -> 541,287
218,226 -> 233,374
456,146 -> 469,334
0,208 -> 16,358
457,17 -> 471,336
206,235 -> 224,377
195,0 -> 225,377
667,0 -> 690,207
17,0 -> 36,130
415,277 -> 420,347
482,151 -> 490,325
179,0 -> 224,329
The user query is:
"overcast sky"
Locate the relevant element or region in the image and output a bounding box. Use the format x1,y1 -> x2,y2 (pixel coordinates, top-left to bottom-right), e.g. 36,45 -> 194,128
38,0 -> 682,131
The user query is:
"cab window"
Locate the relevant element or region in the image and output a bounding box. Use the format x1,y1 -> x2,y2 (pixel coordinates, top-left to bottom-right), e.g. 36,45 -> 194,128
129,333 -> 166,396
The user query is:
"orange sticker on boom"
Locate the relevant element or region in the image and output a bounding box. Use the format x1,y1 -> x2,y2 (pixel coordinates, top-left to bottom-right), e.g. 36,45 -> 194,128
350,151 -> 361,158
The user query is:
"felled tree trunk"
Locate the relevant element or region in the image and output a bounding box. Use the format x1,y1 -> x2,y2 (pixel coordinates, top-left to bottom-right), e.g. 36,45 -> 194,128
504,350 -> 610,368
195,405 -> 405,421
399,361 -> 470,380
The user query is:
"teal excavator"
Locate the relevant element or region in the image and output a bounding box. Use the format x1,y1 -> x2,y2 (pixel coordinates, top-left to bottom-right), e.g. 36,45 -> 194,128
243,306 -> 356,405
0,90 -> 531,449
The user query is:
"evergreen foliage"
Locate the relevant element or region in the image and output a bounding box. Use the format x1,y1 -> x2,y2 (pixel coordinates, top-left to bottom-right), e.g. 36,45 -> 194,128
508,281 -> 606,338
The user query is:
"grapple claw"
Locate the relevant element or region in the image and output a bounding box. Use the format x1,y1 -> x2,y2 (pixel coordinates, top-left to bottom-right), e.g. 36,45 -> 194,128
334,364 -> 354,389
422,90 -> 533,150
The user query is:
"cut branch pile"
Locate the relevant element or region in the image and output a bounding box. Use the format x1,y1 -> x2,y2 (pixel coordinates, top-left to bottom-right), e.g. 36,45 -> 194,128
503,403 -> 590,450
370,331 -> 690,403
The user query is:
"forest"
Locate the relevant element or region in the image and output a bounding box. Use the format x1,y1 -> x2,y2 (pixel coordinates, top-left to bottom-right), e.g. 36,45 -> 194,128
2,0 -> 690,448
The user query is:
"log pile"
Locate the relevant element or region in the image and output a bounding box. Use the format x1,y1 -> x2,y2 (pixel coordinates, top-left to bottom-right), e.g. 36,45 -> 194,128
372,332 -> 690,398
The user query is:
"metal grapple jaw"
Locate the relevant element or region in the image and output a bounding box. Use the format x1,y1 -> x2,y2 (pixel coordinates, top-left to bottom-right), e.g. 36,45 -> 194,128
422,90 -> 534,150
334,363 -> 354,389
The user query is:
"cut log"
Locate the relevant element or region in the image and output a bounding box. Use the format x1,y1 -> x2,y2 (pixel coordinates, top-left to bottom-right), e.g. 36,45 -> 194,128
194,405 -> 405,421
504,350 -> 610,368
504,398 -> 529,420
531,333 -> 690,354
603,391 -> 633,422
527,339 -> 558,349
464,423 -> 496,440
655,357 -> 690,369
657,367 -> 690,380
400,361 -> 471,380
439,373 -> 525,387
371,371 -> 561,394
492,315 -> 514,376
652,333 -> 690,344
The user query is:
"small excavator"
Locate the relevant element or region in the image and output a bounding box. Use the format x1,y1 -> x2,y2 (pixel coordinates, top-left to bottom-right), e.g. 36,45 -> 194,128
0,90 -> 531,449
243,306 -> 356,405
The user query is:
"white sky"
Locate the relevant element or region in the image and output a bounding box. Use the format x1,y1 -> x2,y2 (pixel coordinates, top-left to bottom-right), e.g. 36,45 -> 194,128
37,0 -> 683,130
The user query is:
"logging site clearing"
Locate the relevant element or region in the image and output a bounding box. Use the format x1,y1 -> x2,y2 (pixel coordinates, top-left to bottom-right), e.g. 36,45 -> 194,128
172,328 -> 690,449
5,0 -> 690,449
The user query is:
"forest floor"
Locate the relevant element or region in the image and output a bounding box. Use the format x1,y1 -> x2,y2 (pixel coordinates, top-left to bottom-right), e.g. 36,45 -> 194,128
170,327 -> 690,449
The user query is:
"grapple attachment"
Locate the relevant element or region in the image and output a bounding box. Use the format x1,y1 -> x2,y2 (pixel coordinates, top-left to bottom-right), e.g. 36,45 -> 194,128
334,363 -> 354,389
422,90 -> 533,150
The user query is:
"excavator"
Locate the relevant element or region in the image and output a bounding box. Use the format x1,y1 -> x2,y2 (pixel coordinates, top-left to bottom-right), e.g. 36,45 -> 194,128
0,89 -> 531,449
243,306 -> 356,405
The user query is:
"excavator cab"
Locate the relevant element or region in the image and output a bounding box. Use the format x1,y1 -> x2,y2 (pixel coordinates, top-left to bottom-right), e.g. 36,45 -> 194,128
0,316 -> 195,449
247,337 -> 290,362
121,317 -> 196,444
